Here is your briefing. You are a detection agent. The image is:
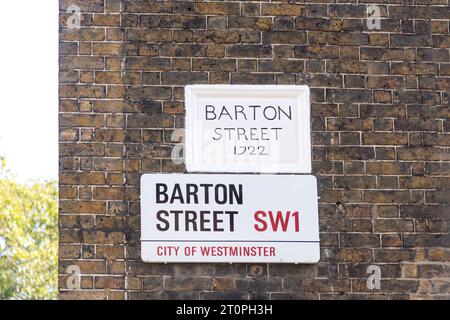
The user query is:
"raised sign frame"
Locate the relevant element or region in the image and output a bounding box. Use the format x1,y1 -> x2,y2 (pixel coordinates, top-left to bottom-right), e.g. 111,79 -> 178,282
185,85 -> 311,173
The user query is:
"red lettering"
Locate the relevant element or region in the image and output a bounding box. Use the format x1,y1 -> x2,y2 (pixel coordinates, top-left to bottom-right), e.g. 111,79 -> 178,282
253,210 -> 267,231
253,210 -> 300,232
292,211 -> 299,232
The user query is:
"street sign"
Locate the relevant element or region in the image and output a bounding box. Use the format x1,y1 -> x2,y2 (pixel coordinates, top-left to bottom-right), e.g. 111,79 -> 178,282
141,173 -> 320,263
185,85 -> 311,173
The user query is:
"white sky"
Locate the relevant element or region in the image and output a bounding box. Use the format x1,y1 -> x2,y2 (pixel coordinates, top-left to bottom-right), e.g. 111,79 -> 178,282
0,1 -> 58,181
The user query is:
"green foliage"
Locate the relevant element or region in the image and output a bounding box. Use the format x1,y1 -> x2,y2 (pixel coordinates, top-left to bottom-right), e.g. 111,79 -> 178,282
0,163 -> 58,300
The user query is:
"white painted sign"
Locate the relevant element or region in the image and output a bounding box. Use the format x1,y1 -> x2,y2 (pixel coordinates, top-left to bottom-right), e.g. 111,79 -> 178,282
185,85 -> 311,173
141,174 -> 320,263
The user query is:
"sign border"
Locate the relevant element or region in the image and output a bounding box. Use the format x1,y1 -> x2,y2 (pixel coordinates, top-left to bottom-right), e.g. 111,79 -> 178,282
140,173 -> 320,264
185,84 -> 312,173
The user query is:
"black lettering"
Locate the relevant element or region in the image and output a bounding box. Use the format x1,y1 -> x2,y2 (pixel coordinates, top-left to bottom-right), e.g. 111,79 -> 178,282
272,128 -> 282,140
170,184 -> 184,203
263,106 -> 277,120
170,210 -> 183,231
200,184 -> 213,204
260,128 -> 269,140
237,128 -> 247,141
156,210 -> 169,231
185,210 -> 197,231
249,127 -> 258,140
213,128 -> 222,140
225,211 -> 238,232
218,106 -> 233,120
223,128 -> 234,140
229,184 -> 243,205
279,105 -> 292,120
213,211 -> 224,232
200,211 -> 210,231
234,105 -> 247,120
248,105 -> 261,120
215,184 -> 227,204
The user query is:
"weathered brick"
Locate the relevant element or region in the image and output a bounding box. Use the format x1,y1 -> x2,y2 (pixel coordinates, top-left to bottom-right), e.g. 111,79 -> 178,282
161,72 -> 208,85
231,73 -> 275,85
361,48 -> 405,61
127,114 -> 173,128
294,46 -> 338,59
194,30 -> 240,43
165,277 -> 213,291
60,114 -> 105,128
400,177 -> 447,189
398,118 -> 442,132
367,76 -> 404,89
375,249 -> 416,262
93,14 -> 120,27
142,277 -> 162,291
366,162 -> 410,175
392,63 -> 438,75
259,59 -> 303,73
59,230 -> 82,243
60,0 -> 104,12
60,172 -> 105,185
337,248 -> 373,262
425,191 -> 450,203
235,278 -> 282,293
143,15 -> 205,29
59,84 -> 105,98
96,246 -> 125,260
397,147 -> 443,161
405,235 -> 450,248
126,87 -> 172,100
297,19 -> 343,32
60,143 -> 105,157
390,34 -> 432,47
334,176 -> 376,189
389,6 -> 450,19
229,17 -> 273,31
60,29 -> 105,41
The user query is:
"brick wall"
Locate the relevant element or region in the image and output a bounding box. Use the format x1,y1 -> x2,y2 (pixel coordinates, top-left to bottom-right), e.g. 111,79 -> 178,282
59,0 -> 450,299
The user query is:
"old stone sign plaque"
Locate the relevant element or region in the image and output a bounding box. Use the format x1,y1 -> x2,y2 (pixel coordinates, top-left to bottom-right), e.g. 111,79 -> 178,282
185,85 -> 311,173
141,174 -> 320,263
